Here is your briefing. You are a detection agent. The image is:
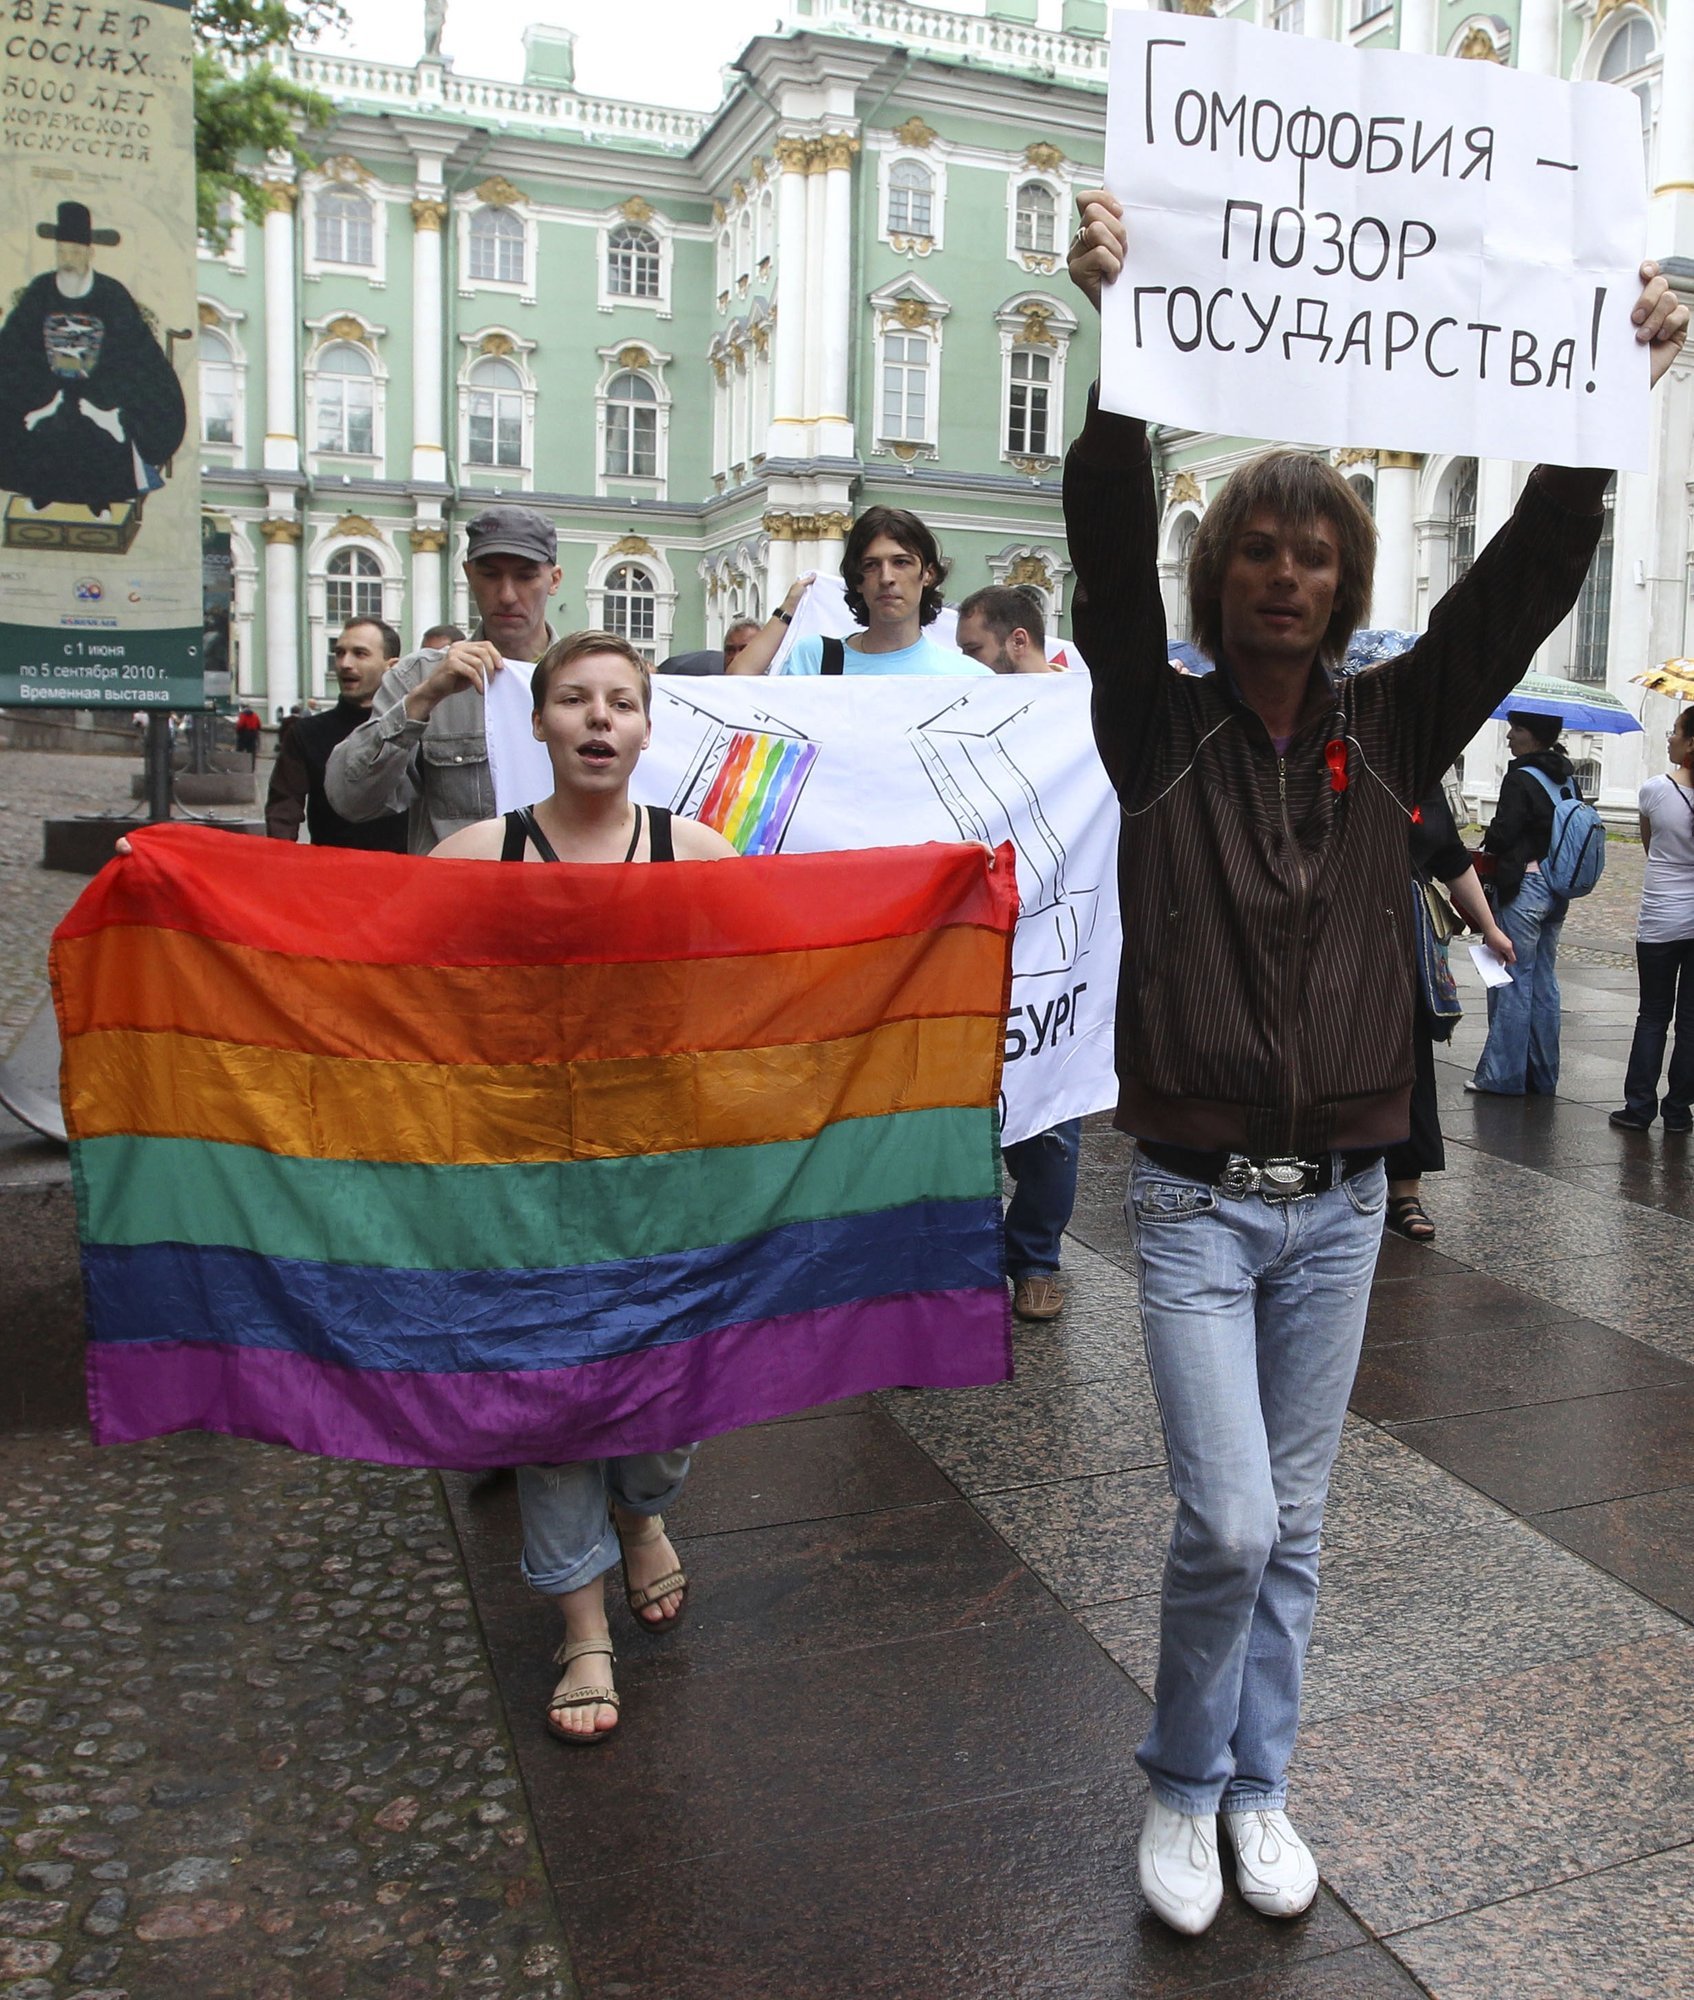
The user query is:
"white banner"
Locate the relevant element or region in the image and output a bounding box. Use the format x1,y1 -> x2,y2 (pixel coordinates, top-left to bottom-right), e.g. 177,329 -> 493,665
486,669 -> 1121,1146
1102,11 -> 1648,469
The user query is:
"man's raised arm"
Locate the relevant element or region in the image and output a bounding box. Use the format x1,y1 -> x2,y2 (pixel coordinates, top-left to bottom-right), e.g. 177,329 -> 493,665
324,656 -> 430,824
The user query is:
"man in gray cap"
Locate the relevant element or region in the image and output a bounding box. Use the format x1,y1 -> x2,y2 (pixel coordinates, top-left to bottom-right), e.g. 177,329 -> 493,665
327,505 -> 563,853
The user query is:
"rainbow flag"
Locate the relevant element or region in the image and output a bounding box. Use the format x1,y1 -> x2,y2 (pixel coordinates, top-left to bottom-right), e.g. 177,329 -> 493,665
52,826 -> 1016,1469
694,728 -> 818,855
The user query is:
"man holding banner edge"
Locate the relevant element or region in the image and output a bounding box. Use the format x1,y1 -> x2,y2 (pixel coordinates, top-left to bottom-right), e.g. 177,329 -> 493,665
1066,187 -> 1684,1935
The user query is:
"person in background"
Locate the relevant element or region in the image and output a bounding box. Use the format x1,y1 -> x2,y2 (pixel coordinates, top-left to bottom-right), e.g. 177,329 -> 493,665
420,622 -> 466,650
721,620 -> 760,670
1611,704 -> 1694,1133
266,619 -> 409,852
1469,712 -> 1578,1096
1385,784 -> 1515,1241
233,707 -> 262,766
955,584 -> 1057,676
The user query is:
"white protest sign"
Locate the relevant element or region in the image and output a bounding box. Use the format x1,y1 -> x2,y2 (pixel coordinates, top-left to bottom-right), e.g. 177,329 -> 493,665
485,669 -> 1121,1146
1102,12 -> 1649,468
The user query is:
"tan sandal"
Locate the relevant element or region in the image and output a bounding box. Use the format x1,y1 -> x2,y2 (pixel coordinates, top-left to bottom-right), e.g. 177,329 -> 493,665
615,1511 -> 689,1626
546,1636 -> 619,1745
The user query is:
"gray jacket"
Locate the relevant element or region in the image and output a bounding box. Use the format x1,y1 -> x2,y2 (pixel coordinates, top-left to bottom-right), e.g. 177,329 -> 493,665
324,626 -> 547,854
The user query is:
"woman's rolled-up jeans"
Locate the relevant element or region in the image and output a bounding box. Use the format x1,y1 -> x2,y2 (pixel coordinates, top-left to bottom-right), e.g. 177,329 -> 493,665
516,1451 -> 694,1597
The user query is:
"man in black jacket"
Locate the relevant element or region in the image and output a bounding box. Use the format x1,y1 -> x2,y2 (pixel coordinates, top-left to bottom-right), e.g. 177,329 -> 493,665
1065,188 -> 1685,1937
266,620 -> 409,852
1470,711 -> 1580,1094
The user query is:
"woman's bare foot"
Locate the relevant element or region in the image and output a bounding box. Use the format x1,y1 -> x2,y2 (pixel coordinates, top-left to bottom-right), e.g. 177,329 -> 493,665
612,1507 -> 688,1625
547,1577 -> 618,1741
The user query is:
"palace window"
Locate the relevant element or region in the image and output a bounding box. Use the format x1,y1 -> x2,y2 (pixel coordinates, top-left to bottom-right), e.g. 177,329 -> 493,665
326,547 -> 383,629
466,357 -> 525,468
1006,348 -> 1052,457
887,159 -> 934,238
602,563 -> 657,657
1597,16 -> 1657,170
314,343 -> 375,456
604,371 -> 658,478
200,329 -> 237,446
1571,477 -> 1616,686
314,188 -> 374,268
468,206 -> 525,286
881,331 -> 931,442
607,225 -> 661,299
1269,0 -> 1305,30
1014,181 -> 1057,256
1447,460 -> 1477,586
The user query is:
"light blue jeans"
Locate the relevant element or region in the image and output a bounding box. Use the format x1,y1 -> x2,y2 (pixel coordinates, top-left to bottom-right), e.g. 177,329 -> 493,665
1472,870 -> 1570,1095
1129,1153 -> 1387,1814
516,1451 -> 694,1597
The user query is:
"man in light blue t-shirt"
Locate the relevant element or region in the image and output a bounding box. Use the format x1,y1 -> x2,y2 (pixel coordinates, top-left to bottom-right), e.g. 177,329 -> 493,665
746,505 -> 988,678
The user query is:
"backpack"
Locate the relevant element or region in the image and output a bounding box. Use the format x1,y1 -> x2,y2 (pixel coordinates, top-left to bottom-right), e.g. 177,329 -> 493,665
1522,765 -> 1606,898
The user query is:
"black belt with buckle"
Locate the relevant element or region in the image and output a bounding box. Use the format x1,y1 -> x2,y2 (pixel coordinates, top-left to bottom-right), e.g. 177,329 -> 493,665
1139,1142 -> 1383,1203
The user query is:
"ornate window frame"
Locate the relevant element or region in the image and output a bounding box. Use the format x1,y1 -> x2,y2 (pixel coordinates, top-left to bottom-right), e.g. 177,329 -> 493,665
196,299 -> 248,462
456,178 -> 539,308
455,329 -> 538,493
994,293 -> 1078,472
869,277 -> 950,460
586,538 -> 678,663
302,159 -> 388,289
303,312 -> 388,473
305,515 -> 402,696
1005,150 -> 1069,275
1157,504 -> 1201,644
1582,6 -> 1659,177
596,198 -> 673,319
595,341 -> 673,500
988,543 -> 1071,633
877,140 -> 947,256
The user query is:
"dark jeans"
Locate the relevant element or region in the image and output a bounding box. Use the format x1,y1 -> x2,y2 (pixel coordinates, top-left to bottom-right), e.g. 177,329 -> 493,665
1622,937 -> 1694,1124
1385,1006 -> 1447,1182
1002,1117 -> 1082,1277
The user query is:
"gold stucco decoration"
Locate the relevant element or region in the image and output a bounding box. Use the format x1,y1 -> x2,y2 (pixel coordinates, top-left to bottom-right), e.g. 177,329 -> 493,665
617,344 -> 651,369
258,517 -> 303,544
1018,303 -> 1058,346
410,199 -> 447,232
326,315 -> 367,343
894,116 -> 936,149
620,195 -> 655,224
1457,25 -> 1503,61
610,534 -> 655,557
892,297 -> 934,330
774,136 -> 812,175
479,333 -> 516,356
408,527 -> 448,553
476,176 -> 526,208
1025,142 -> 1064,173
1333,447 -> 1376,466
198,302 -> 221,326
1168,471 -> 1203,506
1006,556 -> 1054,589
260,180 -> 297,214
330,514 -> 382,541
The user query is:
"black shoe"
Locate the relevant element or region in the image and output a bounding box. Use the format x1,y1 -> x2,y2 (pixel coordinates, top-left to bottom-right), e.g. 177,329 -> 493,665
1664,1114 -> 1692,1136
1609,1108 -> 1653,1131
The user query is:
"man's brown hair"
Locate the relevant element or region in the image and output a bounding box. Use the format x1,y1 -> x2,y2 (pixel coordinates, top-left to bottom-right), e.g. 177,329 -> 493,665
531,630 -> 652,713
842,505 -> 950,628
1188,451 -> 1377,669
956,584 -> 1047,651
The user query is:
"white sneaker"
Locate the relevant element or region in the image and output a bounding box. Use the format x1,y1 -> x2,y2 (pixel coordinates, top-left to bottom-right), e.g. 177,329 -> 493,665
1137,1795 -> 1222,1935
1220,1807 -> 1319,1918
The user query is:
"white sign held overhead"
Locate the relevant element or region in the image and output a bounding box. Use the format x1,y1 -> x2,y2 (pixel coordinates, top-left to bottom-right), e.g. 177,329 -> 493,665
1100,11 -> 1649,469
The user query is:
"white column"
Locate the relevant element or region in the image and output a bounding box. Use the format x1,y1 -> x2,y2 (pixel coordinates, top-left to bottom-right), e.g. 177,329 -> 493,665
1397,0 -> 1436,57
410,193 -> 448,485
409,530 -> 443,641
1373,452 -> 1419,632
816,134 -> 857,459
1650,0 -> 1694,259
1475,456 -> 1514,553
770,137 -> 810,455
261,522 -> 301,713
801,157 -> 828,446
1302,0 -> 1338,44
1514,0 -> 1559,76
261,181 -> 299,474
763,524 -> 797,610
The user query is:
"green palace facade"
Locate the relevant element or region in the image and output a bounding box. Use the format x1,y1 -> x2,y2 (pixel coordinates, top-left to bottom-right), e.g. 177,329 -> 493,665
197,0 -> 1692,811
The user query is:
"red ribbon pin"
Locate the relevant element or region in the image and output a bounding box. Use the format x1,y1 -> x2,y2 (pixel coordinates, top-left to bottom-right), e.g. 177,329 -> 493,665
1324,739 -> 1349,794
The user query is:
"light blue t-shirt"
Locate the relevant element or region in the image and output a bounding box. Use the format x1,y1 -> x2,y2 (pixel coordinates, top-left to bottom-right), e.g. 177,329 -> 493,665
779,633 -> 989,677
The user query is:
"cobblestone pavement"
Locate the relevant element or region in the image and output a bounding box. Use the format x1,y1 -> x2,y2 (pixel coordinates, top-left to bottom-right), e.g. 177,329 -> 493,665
0,1432 -> 574,2000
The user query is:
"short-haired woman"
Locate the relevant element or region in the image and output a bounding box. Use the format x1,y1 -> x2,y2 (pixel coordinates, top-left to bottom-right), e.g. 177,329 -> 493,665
434,631 -> 736,1742
1611,705 -> 1694,1133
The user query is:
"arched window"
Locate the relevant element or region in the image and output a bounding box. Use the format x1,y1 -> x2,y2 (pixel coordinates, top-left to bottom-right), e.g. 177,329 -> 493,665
887,159 -> 933,237
1169,513 -> 1199,642
881,330 -> 930,441
314,343 -> 375,455
1447,460 -> 1477,585
602,563 -> 656,655
1006,347 -> 1052,456
1598,16 -> 1656,167
468,206 -> 525,285
200,328 -> 236,446
1349,474 -> 1376,517
1014,182 -> 1057,255
735,207 -> 754,281
604,371 -> 657,477
607,225 -> 660,299
314,188 -> 373,267
466,356 -> 524,468
1572,475 -> 1616,685
326,547 -> 383,629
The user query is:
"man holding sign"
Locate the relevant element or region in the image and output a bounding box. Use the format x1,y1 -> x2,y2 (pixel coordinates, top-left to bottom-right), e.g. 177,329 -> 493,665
1065,173 -> 1683,1933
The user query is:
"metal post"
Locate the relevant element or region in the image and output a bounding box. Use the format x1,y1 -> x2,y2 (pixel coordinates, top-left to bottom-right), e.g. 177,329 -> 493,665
144,713 -> 173,823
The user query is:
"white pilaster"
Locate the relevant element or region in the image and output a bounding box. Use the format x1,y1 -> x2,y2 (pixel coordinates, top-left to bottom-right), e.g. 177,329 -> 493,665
770,137 -> 810,457
1650,0 -> 1694,260
800,160 -> 828,451
409,530 -> 444,641
1302,0 -> 1338,43
1397,0 -> 1437,57
410,186 -> 448,485
1514,0 -> 1559,76
261,521 -> 301,713
261,181 -> 299,475
1373,453 -> 1419,633
817,135 -> 857,460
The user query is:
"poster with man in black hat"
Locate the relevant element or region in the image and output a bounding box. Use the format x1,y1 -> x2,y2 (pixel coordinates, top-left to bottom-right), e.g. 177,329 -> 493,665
0,200 -> 187,523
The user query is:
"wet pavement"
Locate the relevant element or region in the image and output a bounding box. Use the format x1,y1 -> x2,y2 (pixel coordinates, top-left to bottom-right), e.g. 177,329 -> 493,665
2,744 -> 1690,1998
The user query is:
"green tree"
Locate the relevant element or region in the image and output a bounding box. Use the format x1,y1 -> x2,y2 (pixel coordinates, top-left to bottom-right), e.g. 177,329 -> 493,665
195,0 -> 343,244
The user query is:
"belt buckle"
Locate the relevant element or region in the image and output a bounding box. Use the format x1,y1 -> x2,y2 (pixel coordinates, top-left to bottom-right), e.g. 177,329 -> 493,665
1259,1157 -> 1318,1203
1217,1155 -> 1259,1199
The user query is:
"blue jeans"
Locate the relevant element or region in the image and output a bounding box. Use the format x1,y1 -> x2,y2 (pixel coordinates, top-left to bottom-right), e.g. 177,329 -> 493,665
1621,937 -> 1694,1123
1003,1117 -> 1082,1277
1472,871 -> 1569,1095
516,1450 -> 694,1596
1129,1153 -> 1387,1815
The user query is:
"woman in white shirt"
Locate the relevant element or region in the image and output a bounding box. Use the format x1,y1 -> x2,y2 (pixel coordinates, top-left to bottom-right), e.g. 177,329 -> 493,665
1611,705 -> 1694,1133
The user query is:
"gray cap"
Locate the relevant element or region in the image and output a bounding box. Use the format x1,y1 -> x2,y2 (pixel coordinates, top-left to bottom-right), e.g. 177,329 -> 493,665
464,505 -> 556,565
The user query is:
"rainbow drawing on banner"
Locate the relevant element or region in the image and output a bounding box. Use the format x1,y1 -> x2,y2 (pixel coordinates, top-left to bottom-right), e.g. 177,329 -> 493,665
52,825 -> 1016,1471
665,692 -> 820,856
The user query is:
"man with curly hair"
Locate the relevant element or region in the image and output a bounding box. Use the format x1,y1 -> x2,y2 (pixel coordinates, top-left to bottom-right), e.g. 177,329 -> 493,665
774,506 -> 987,677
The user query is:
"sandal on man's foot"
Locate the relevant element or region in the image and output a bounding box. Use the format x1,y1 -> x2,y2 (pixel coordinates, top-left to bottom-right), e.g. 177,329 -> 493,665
546,1637 -> 619,1745
1386,1195 -> 1436,1242
615,1512 -> 688,1626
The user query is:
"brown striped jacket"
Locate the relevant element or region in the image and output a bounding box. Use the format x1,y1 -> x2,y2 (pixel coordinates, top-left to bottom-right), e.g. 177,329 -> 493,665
1064,404 -> 1604,1157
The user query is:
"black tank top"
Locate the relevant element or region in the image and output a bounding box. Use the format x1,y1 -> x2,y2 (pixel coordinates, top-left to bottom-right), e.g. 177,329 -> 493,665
498,803 -> 674,863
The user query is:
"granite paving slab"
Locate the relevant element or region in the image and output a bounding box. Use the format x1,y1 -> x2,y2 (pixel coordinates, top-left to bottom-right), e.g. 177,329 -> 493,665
1548,1157 -> 1694,1223
973,1464 -> 1174,1611
1361,1270 -> 1581,1346
1291,1633 -> 1694,1933
1534,1485 -> 1694,1623
1388,1843 -> 1694,2000
1350,1316 -> 1686,1424
884,1369 -> 1167,1497
1498,1254 -> 1694,1368
1413,1163 -> 1677,1265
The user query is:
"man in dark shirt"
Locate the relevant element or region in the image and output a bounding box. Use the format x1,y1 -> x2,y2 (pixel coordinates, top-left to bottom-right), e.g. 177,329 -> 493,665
265,619 -> 409,852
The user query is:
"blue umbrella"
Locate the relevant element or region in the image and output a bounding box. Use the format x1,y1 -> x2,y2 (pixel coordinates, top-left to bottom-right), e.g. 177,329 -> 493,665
1487,673 -> 1642,736
1344,628 -> 1418,671
1167,641 -> 1212,675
